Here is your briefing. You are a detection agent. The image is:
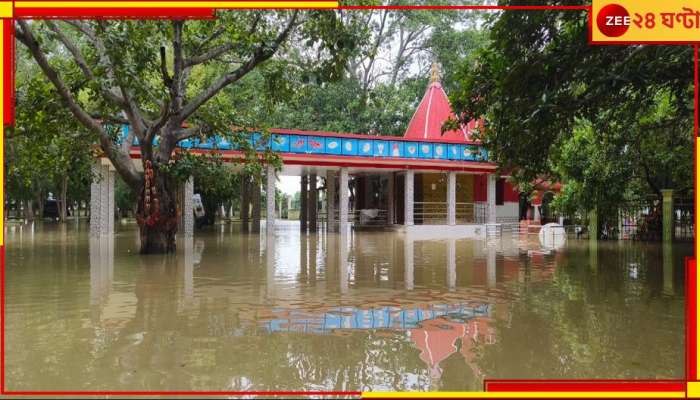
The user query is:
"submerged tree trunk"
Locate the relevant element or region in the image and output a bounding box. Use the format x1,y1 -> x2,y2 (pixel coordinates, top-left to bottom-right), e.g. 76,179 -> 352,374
241,175 -> 250,233
58,176 -> 68,222
135,160 -> 178,253
22,199 -> 34,221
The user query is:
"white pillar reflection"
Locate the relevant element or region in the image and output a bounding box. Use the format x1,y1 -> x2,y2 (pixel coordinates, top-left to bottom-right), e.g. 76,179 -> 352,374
266,233 -> 276,300
404,237 -> 414,291
663,243 -> 674,296
182,236 -> 194,303
89,236 -> 114,308
487,244 -> 497,288
447,239 -> 456,290
339,231 -> 349,294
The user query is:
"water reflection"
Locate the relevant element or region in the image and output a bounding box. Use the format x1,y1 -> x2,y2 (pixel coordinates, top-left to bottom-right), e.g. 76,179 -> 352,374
4,221 -> 689,392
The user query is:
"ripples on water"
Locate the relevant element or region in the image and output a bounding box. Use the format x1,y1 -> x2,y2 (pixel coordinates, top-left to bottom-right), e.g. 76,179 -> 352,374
4,220 -> 689,392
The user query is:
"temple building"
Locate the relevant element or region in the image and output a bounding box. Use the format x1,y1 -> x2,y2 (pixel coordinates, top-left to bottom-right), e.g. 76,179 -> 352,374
89,66 -> 526,238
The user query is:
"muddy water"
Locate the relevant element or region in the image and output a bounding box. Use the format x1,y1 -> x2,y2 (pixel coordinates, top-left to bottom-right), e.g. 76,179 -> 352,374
4,221 -> 689,392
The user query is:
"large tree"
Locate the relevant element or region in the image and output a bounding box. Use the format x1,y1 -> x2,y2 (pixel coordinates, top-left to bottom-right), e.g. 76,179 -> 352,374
16,12 -> 362,253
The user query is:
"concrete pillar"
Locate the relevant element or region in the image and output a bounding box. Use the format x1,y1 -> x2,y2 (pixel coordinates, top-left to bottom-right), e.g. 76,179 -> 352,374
107,168 -> 115,234
326,170 -> 336,232
99,164 -> 110,235
90,162 -> 115,236
387,173 -> 395,225
266,165 -> 276,233
300,175 -> 308,232
182,176 -> 194,237
339,168 -> 349,233
89,162 -> 102,237
447,171 -> 456,225
487,173 -> 497,224
588,208 -> 598,241
404,237 -> 414,290
662,189 -> 673,243
447,238 -> 456,290
404,170 -> 414,226
309,174 -> 318,232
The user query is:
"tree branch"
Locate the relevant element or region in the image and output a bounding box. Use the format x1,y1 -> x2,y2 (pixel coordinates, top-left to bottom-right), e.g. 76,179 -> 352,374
16,20 -> 143,190
178,11 -> 299,123
44,21 -> 129,108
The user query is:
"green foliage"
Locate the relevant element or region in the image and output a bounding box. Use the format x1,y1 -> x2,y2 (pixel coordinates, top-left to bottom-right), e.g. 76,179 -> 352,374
450,1 -> 693,217
8,69 -> 95,213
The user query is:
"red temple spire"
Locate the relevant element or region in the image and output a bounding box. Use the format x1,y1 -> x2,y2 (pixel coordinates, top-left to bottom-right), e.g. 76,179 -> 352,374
403,63 -> 481,143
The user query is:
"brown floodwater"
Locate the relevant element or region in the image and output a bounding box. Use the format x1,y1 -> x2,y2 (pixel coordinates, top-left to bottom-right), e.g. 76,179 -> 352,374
4,220 -> 690,392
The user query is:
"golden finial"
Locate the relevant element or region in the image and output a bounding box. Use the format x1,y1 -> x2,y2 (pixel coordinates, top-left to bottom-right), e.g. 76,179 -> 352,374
430,62 -> 440,83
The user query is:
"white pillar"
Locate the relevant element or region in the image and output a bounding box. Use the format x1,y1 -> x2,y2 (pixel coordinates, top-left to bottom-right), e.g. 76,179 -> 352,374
339,168 -> 349,233
182,176 -> 194,237
266,165 -> 276,233
447,171 -> 456,225
404,170 -> 414,226
327,170 -> 336,232
107,168 -> 115,234
487,174 -> 497,224
89,162 -> 103,237
387,173 -> 395,225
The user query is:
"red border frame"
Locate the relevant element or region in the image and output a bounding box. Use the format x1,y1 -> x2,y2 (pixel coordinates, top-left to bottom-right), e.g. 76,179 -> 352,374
1,2 -> 697,398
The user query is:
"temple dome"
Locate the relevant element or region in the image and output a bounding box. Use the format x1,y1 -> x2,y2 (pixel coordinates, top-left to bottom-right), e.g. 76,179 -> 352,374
403,64 -> 482,143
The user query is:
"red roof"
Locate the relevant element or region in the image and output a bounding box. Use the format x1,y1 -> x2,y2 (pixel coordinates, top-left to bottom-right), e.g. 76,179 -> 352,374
404,80 -> 482,143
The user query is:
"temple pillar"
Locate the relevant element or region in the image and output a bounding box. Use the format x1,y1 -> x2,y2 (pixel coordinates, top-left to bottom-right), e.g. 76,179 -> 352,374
339,168 -> 349,233
309,173 -> 318,232
387,173 -> 395,225
90,161 -> 115,236
266,165 -> 276,233
181,176 -> 194,237
487,173 -> 497,224
89,162 -> 102,236
404,170 -> 414,226
300,175 -> 308,232
106,167 -> 115,235
662,189 -> 673,243
326,170 -> 336,232
447,171 -> 456,225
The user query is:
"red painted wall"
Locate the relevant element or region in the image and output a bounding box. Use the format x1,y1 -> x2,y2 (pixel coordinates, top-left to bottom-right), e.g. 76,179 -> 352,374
503,180 -> 520,202
474,175 -> 487,202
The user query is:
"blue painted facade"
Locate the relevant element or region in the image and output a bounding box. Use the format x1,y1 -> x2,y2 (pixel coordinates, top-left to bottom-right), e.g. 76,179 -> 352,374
119,125 -> 490,163
260,302 -> 491,334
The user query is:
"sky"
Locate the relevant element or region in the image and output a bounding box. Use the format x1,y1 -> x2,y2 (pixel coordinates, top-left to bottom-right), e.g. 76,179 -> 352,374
278,175 -> 300,195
